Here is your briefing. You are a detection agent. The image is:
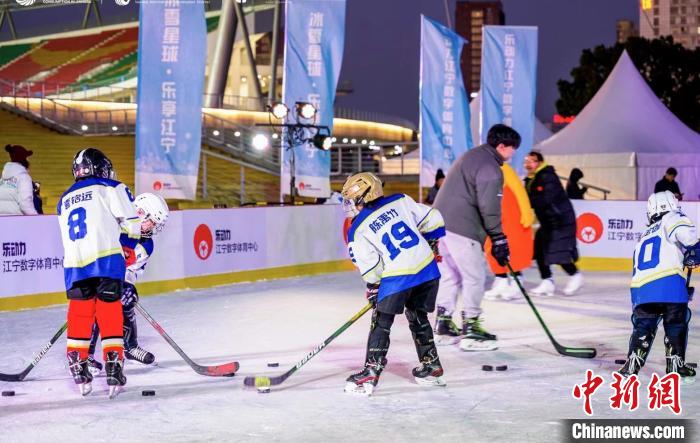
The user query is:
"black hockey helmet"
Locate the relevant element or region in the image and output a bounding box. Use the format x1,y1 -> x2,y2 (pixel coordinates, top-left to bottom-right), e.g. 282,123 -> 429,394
72,148 -> 115,181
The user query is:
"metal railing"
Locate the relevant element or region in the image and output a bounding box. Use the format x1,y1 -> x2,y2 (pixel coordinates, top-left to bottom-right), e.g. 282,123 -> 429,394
330,144 -> 418,177
558,175 -> 611,200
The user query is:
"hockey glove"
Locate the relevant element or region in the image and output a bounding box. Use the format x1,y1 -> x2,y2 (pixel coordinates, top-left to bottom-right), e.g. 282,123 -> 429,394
683,242 -> 700,269
428,239 -> 442,263
121,283 -> 139,307
366,283 -> 380,307
490,233 -> 510,267
122,246 -> 136,267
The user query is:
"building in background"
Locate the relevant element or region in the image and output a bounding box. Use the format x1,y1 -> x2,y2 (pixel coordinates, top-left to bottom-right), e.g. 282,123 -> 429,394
639,0 -> 700,49
455,1 -> 505,95
616,19 -> 638,43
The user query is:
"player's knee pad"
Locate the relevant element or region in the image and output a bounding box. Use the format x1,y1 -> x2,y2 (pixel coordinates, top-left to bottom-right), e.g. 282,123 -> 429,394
95,278 -> 123,302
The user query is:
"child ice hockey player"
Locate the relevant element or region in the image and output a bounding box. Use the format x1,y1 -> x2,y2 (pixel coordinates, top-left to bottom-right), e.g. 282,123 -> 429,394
57,148 -> 141,397
341,172 -> 446,396
87,193 -> 169,372
620,191 -> 697,383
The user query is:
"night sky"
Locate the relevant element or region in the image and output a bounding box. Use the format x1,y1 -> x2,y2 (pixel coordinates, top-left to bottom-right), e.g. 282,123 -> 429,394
336,0 -> 639,125
0,0 -> 638,125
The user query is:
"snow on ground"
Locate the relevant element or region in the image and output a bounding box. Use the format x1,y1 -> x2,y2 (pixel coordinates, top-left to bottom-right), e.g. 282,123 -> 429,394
1,269 -> 697,442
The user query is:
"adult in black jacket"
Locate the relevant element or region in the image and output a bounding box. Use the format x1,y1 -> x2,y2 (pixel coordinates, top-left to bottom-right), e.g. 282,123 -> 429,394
524,151 -> 583,296
566,168 -> 587,200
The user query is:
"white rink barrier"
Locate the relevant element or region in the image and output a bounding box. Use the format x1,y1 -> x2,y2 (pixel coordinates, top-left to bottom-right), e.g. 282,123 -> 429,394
0,205 -> 351,310
2,200 -> 699,310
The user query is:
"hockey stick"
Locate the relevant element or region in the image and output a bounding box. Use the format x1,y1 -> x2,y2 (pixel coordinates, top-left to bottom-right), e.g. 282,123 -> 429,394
686,268 -> 694,301
0,322 -> 67,382
135,303 -> 239,377
507,263 -> 597,359
244,302 -> 373,390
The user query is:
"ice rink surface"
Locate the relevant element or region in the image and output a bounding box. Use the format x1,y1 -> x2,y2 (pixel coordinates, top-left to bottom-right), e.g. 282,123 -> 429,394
1,269 -> 698,442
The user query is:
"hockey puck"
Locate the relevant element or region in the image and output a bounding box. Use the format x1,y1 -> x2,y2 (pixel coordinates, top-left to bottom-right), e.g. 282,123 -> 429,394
257,388 -> 271,394
267,362 -> 279,367
1,390 -> 15,397
481,365 -> 493,371
141,390 -> 156,397
496,365 -> 508,371
689,362 -> 697,368
615,359 -> 626,365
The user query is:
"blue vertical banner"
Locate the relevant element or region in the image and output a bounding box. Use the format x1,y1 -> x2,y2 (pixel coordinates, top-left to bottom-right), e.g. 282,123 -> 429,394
281,0 -> 346,198
480,26 -> 538,176
419,15 -> 472,190
135,0 -> 207,200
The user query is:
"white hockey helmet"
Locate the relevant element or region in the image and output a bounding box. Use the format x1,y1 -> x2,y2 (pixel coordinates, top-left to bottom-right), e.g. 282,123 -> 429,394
647,190 -> 679,224
134,193 -> 169,237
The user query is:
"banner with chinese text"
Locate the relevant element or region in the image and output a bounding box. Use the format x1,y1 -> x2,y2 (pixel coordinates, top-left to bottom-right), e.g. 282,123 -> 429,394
281,0 -> 346,198
419,15 -> 472,189
481,26 -> 538,176
135,0 -> 207,199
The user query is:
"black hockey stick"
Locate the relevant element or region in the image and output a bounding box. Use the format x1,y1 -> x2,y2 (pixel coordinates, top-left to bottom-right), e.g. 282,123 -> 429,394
507,263 -> 597,359
244,302 -> 373,390
135,303 -> 239,377
0,322 -> 67,382
686,268 -> 694,300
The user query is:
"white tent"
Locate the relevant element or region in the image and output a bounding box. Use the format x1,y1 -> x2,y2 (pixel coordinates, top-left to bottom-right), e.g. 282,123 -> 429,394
534,51 -> 700,200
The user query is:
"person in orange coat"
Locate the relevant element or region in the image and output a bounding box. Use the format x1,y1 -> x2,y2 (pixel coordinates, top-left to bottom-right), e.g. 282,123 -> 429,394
483,163 -> 534,300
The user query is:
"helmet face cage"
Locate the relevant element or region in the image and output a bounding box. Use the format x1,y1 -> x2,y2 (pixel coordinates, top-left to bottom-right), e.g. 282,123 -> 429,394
135,193 -> 169,237
341,172 -> 383,209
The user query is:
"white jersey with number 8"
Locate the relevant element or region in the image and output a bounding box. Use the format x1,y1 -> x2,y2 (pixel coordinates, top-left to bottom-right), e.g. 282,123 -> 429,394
57,177 -> 141,289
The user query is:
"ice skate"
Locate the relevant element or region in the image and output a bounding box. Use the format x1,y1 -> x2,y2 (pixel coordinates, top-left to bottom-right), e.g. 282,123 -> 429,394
563,273 -> 584,295
106,351 -> 126,399
483,277 -> 509,300
666,354 -> 696,384
530,278 -> 555,297
86,355 -> 103,375
125,346 -> 155,365
460,315 -> 498,351
434,307 -> 461,345
412,358 -> 446,387
500,277 -> 521,301
67,351 -> 93,396
618,351 -> 644,378
344,361 -> 383,397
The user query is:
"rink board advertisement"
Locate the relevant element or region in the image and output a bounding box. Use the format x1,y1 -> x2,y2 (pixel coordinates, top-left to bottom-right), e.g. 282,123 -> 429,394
134,0 -> 207,200
0,205 -> 350,303
419,15 -> 472,189
280,0 -> 347,198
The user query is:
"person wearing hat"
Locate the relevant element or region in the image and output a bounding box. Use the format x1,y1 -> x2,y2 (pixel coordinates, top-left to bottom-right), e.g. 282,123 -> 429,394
0,144 -> 38,215
654,167 -> 683,201
425,169 -> 445,205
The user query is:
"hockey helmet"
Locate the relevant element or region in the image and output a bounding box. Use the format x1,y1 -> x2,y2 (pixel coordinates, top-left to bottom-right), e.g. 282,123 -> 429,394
134,193 -> 169,237
72,148 -> 114,181
647,190 -> 679,225
341,172 -> 384,211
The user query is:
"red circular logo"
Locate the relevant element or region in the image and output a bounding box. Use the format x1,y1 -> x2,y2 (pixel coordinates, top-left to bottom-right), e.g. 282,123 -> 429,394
299,182 -> 306,190
193,224 -> 213,260
153,181 -> 163,191
576,212 -> 604,244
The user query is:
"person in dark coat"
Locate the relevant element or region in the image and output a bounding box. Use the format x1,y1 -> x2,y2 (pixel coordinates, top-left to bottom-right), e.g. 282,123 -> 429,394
654,167 -> 682,200
425,169 -> 445,205
524,151 -> 583,296
566,168 -> 587,200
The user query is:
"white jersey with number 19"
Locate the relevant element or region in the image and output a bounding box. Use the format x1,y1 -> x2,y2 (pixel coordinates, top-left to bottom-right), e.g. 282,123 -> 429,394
347,194 -> 445,302
57,177 -> 141,289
